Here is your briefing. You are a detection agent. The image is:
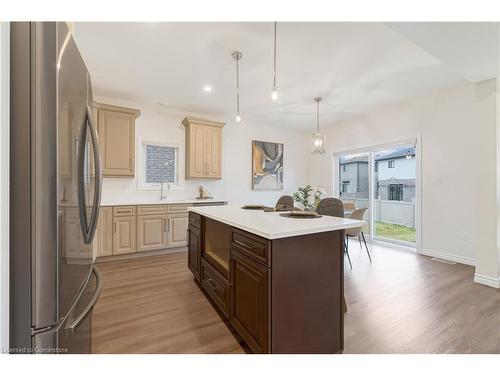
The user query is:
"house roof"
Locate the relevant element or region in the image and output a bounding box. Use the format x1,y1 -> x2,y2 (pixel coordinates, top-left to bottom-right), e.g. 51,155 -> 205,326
375,146 -> 415,161
339,155 -> 368,165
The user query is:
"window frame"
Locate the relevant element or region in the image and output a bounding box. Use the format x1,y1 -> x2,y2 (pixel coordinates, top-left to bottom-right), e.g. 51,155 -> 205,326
388,160 -> 395,168
138,139 -> 181,191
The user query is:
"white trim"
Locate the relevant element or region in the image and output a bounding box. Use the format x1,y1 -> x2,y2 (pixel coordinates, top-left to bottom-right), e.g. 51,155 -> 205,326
368,237 -> 416,253
419,248 -> 475,267
138,138 -> 181,191
473,273 -> 500,288
96,247 -> 187,263
332,135 -> 418,157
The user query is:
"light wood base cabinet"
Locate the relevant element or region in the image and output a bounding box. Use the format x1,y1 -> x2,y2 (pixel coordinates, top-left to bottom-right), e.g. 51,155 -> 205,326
94,207 -> 113,257
167,213 -> 189,248
137,214 -> 168,252
95,204 -> 193,260
113,215 -> 136,255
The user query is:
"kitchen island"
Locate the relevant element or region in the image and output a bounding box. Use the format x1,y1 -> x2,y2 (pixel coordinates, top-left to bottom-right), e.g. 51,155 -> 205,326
187,205 -> 364,354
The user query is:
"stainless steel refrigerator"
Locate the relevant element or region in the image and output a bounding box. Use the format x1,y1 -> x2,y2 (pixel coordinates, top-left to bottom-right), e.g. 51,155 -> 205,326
10,22 -> 103,354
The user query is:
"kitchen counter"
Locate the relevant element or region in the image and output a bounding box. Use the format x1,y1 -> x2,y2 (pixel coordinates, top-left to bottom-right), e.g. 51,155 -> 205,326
188,204 -> 364,239
100,198 -> 227,207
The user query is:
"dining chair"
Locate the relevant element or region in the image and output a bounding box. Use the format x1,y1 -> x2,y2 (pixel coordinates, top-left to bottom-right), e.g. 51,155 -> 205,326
275,195 -> 294,211
345,207 -> 372,263
315,198 -> 352,269
343,202 -> 355,211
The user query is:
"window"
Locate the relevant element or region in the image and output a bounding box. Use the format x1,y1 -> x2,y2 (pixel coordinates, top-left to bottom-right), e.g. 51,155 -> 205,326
374,161 -> 378,172
342,165 -> 347,172
342,181 -> 350,193
388,184 -> 403,201
141,141 -> 179,188
388,160 -> 395,168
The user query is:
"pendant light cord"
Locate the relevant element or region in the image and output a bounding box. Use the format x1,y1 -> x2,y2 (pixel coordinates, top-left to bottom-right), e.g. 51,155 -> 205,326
236,54 -> 240,113
273,21 -> 277,88
316,100 -> 320,132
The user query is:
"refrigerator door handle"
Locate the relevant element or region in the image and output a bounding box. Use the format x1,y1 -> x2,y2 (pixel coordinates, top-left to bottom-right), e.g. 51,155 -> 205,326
86,105 -> 103,242
64,266 -> 102,336
77,106 -> 102,244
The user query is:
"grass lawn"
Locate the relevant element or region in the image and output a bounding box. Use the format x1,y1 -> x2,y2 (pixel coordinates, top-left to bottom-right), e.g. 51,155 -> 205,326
374,221 -> 416,243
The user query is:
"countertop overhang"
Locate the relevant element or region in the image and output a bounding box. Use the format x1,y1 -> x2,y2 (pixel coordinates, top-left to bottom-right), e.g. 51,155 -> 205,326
188,205 -> 365,240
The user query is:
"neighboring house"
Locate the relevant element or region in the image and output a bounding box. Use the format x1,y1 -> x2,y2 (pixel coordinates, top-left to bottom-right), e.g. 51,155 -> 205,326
339,155 -> 369,199
375,147 -> 416,202
339,147 -> 416,202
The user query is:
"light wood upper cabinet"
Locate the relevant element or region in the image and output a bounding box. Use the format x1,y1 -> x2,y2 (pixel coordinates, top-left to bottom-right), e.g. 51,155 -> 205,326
93,102 -> 140,177
182,117 -> 224,179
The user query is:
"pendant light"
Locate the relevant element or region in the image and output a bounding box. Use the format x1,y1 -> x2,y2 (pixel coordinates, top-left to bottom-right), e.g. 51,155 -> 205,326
270,22 -> 281,103
311,97 -> 326,155
232,51 -> 243,123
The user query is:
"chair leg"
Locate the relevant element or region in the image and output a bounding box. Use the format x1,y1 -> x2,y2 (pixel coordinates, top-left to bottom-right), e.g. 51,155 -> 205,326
358,234 -> 363,250
345,236 -> 352,269
361,231 -> 372,263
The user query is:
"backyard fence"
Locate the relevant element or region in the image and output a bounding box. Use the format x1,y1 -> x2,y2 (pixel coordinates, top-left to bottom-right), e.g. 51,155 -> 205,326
344,198 -> 416,228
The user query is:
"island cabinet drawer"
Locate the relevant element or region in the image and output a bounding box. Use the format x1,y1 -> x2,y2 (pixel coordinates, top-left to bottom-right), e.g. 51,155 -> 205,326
230,229 -> 271,267
113,206 -> 136,217
200,258 -> 229,318
188,212 -> 202,229
138,205 -> 167,215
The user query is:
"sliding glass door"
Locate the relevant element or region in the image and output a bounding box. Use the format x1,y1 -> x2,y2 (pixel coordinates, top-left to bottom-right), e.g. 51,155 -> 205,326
339,152 -> 371,235
338,143 -> 417,247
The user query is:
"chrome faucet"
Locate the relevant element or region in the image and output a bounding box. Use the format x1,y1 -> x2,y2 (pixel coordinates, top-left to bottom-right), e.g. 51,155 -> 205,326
160,182 -> 171,201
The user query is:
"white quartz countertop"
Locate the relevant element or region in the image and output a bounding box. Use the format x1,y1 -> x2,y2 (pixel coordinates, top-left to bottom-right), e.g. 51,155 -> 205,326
100,199 -> 227,207
188,205 -> 365,240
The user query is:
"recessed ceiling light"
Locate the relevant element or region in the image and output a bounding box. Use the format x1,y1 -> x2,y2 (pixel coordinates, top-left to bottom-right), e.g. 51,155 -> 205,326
203,85 -> 213,93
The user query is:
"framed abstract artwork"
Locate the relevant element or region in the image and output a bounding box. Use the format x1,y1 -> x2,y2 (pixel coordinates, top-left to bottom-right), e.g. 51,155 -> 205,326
252,140 -> 284,190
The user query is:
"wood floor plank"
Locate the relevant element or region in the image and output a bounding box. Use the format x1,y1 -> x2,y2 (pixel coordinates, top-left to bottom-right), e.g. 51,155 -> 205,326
92,244 -> 500,354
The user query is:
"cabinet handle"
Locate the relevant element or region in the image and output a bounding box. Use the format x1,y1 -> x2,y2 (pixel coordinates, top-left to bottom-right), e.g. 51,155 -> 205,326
206,278 -> 220,290
234,239 -> 253,251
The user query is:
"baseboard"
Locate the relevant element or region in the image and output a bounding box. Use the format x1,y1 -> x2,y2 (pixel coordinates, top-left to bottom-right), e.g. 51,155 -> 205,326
418,248 -> 475,266
474,273 -> 500,288
96,247 -> 187,263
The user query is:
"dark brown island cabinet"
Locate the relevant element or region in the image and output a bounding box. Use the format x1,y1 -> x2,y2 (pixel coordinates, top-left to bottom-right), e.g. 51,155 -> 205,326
187,207 -> 363,354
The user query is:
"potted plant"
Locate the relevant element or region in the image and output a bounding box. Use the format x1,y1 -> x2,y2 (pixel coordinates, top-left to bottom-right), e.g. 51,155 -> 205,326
293,185 -> 327,211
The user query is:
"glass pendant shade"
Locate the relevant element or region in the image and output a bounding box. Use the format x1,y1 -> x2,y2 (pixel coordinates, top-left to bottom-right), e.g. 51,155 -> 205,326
311,97 -> 326,154
270,85 -> 281,103
234,112 -> 243,123
311,131 -> 326,155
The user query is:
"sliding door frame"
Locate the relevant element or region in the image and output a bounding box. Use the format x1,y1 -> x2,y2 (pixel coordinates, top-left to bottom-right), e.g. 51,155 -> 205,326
332,134 -> 422,253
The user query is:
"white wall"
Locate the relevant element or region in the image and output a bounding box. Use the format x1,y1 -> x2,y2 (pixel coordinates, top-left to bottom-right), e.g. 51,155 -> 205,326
95,95 -> 308,207
0,22 -> 10,352
306,81 -> 498,274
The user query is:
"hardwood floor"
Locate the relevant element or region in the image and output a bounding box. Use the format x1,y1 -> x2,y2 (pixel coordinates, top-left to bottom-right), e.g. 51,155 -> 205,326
343,241 -> 500,353
92,244 -> 500,354
92,253 -> 244,353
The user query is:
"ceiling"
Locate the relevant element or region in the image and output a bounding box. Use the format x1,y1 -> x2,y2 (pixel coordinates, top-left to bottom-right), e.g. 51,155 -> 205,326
73,22 -> 498,130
